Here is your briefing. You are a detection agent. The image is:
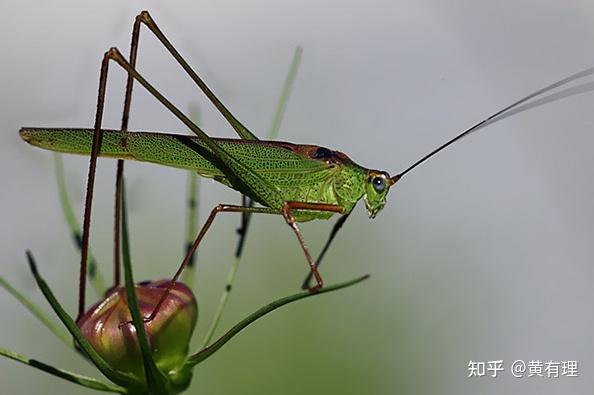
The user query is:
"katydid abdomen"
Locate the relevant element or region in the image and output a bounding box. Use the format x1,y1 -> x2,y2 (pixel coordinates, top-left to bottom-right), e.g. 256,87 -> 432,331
20,127 -> 367,220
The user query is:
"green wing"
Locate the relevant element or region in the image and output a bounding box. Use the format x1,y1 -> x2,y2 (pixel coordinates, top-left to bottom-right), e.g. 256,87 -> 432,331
20,128 -> 338,209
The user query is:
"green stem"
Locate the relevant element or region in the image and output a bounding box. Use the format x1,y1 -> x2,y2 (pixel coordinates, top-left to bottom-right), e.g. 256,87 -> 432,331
0,275 -> 71,348
182,172 -> 199,288
187,274 -> 369,367
200,254 -> 240,347
182,104 -> 201,288
269,46 -> 302,140
0,347 -> 127,393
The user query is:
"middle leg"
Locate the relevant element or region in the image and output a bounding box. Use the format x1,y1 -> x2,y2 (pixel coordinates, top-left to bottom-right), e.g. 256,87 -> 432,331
281,202 -> 343,292
301,212 -> 351,290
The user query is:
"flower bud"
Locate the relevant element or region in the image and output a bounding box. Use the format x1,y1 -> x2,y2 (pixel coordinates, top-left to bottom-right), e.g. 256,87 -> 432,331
76,280 -> 197,382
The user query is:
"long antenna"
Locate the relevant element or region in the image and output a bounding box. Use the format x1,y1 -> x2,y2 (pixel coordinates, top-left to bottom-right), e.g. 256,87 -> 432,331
391,67 -> 594,184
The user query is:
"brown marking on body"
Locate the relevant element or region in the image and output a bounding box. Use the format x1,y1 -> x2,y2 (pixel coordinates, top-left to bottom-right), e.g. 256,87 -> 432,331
296,145 -> 355,166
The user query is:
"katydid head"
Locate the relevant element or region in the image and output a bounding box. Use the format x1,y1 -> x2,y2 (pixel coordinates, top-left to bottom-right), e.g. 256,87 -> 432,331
364,170 -> 393,219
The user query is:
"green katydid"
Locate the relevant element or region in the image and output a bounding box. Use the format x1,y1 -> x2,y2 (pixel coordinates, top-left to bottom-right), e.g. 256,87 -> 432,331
19,10 -> 594,322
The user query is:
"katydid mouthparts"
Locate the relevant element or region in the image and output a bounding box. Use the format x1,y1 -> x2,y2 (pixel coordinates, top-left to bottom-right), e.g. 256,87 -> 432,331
18,11 -> 594,321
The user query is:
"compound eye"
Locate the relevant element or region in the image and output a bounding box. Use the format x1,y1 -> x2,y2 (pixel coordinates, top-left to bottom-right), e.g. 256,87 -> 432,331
372,176 -> 386,193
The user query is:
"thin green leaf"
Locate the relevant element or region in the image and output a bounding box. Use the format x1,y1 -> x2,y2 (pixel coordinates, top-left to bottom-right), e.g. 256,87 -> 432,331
54,153 -> 107,296
120,181 -> 169,393
200,254 -> 241,347
182,104 -> 201,288
182,171 -> 199,289
0,275 -> 71,348
187,274 -> 369,367
268,45 -> 302,140
0,347 -> 127,393
25,251 -> 140,390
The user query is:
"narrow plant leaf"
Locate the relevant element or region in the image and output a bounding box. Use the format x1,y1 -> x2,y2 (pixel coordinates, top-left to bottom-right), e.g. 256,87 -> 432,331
182,104 -> 201,288
182,172 -> 199,288
268,45 -> 302,140
54,153 -> 107,296
0,275 -> 71,347
25,251 -> 140,390
120,181 -> 169,393
0,347 -> 127,393
187,274 -> 369,367
200,253 -> 240,347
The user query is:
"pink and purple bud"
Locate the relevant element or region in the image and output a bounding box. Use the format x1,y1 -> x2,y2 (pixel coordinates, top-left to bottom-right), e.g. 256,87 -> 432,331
76,280 -> 197,382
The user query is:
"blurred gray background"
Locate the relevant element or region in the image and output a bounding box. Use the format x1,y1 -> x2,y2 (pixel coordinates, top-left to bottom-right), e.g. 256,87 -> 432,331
1,1 -> 594,394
